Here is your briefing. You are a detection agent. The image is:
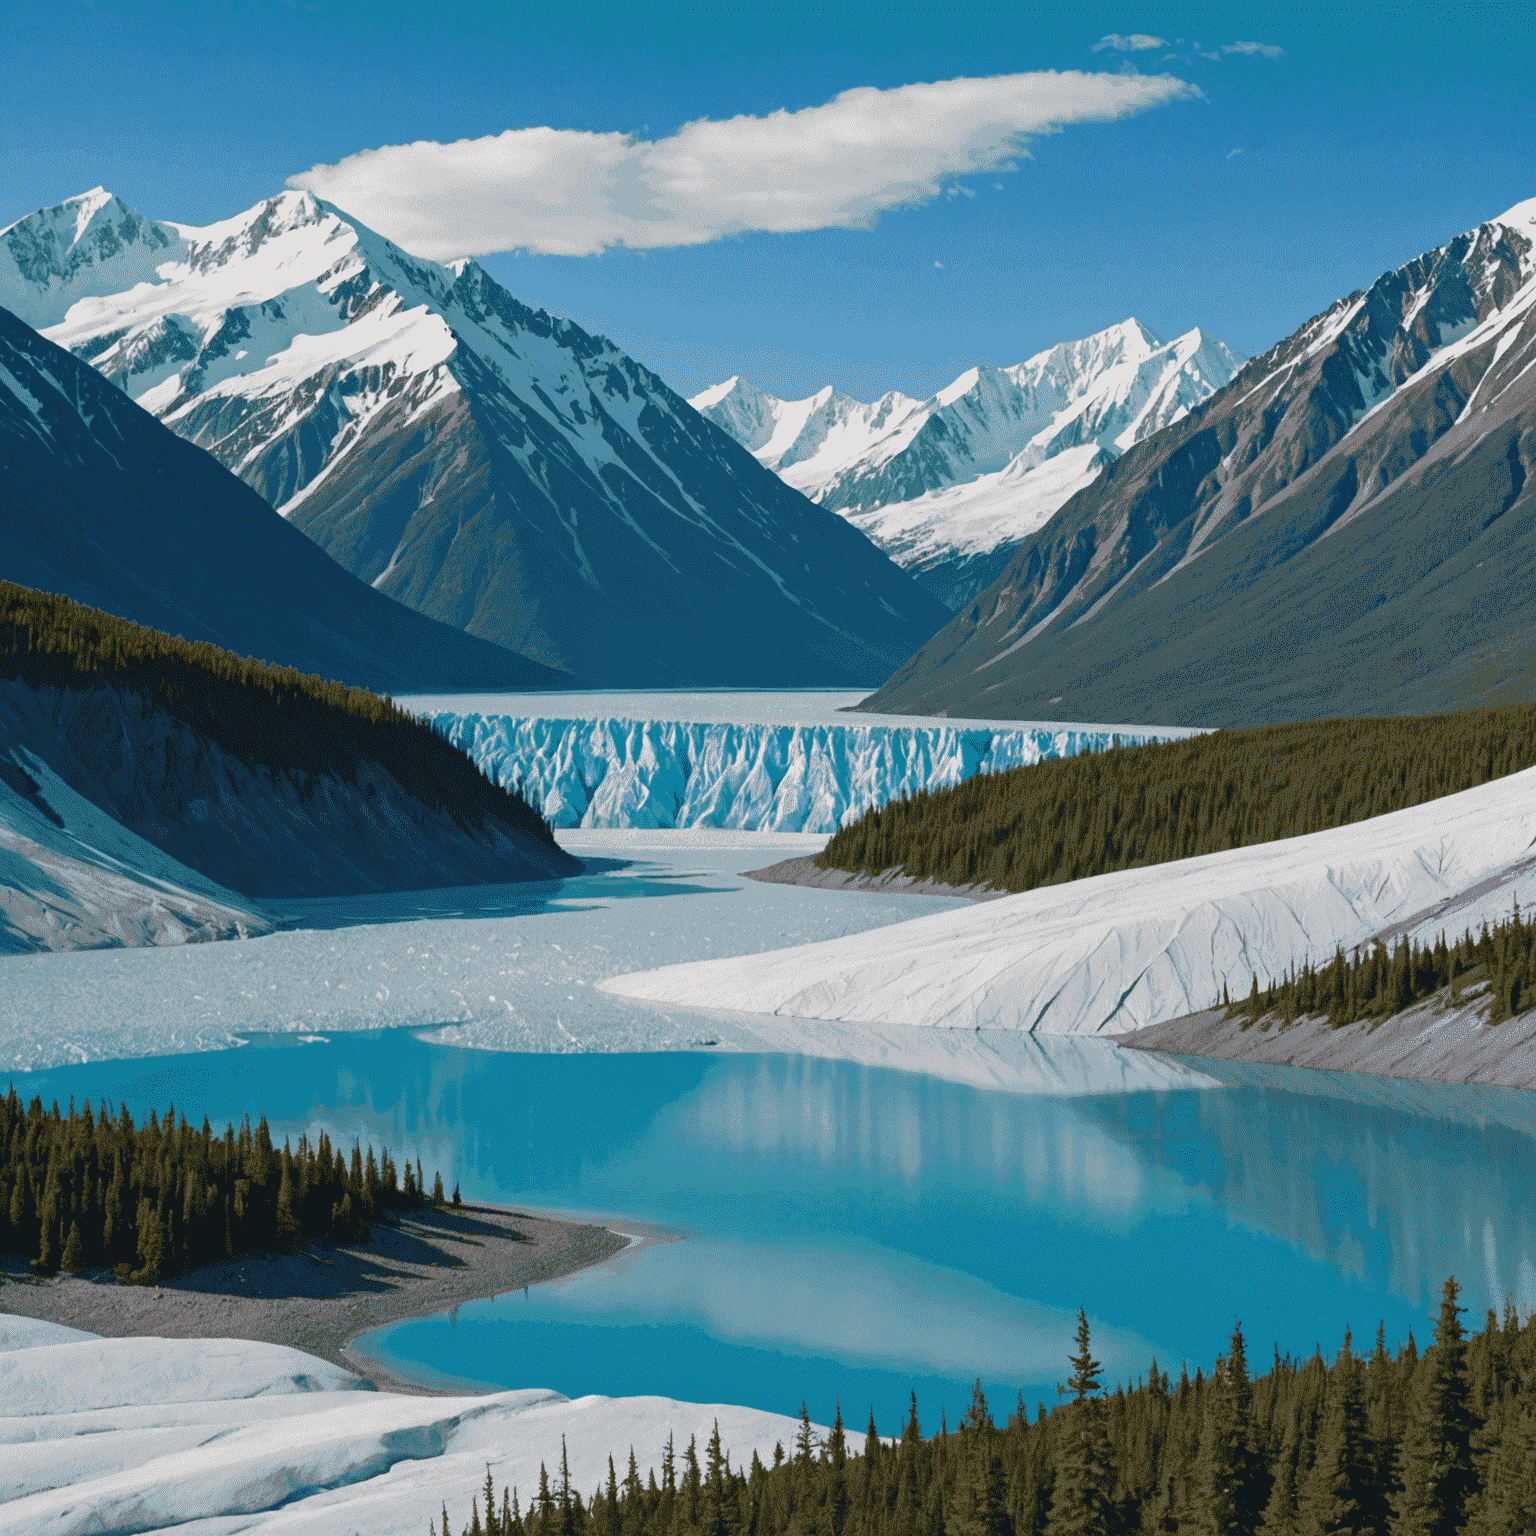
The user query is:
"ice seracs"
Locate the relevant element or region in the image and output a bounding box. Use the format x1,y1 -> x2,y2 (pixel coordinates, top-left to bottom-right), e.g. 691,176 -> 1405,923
692,320 -> 1241,608
598,766 -> 1536,1035
424,702 -> 1204,831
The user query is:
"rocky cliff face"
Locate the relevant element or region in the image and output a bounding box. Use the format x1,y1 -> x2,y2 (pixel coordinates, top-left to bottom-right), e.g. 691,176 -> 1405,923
1,673 -> 582,953
863,197 -> 1536,725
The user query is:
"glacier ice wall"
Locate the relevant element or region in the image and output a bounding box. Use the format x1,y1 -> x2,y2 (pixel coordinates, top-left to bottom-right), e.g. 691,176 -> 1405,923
427,714 -> 1192,832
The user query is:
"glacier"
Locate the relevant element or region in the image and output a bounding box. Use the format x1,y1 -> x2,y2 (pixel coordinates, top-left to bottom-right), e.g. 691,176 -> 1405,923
598,766 -> 1536,1035
0,1323 -> 819,1536
417,693 -> 1204,832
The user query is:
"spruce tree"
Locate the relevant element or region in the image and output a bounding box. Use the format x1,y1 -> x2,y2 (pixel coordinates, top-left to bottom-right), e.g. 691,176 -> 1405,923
1194,1323 -> 1266,1536
1395,1279 -> 1478,1536
1047,1310 -> 1114,1536
1294,1337 -> 1386,1536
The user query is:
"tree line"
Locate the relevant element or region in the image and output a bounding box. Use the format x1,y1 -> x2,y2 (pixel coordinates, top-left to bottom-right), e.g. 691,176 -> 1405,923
442,1277 -> 1533,1536
0,1086 -> 450,1283
0,580 -> 553,841
816,704 -> 1536,897
1223,902 -> 1534,1029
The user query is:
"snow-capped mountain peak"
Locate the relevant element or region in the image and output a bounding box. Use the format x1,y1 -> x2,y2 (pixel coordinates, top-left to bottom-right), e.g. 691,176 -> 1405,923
692,315 -> 1241,608
0,189 -> 182,329
4,186 -> 946,686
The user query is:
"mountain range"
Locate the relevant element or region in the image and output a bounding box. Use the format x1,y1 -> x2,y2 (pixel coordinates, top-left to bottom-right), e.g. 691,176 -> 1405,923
2,189 -> 947,687
862,197 -> 1536,726
0,303 -> 566,695
692,320 -> 1240,608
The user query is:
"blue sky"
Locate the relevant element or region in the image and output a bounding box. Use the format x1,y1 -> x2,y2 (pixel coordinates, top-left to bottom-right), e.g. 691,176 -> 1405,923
6,2 -> 1532,400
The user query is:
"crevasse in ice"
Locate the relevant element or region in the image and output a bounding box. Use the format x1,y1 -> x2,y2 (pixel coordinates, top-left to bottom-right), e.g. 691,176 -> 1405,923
428,714 -> 1186,831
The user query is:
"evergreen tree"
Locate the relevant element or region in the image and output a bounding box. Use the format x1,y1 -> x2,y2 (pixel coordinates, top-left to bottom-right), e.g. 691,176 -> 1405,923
1294,1337 -> 1386,1536
1194,1323 -> 1266,1536
1047,1311 -> 1114,1536
1395,1279 -> 1477,1536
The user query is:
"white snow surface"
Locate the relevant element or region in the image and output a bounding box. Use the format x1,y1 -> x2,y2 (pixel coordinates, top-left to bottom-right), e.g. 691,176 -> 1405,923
409,691 -> 1205,831
599,767 -> 1536,1035
692,320 -> 1240,570
0,1332 -> 820,1536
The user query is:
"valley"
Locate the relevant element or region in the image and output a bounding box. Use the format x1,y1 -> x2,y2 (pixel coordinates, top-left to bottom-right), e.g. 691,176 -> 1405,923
4,62 -> 1536,1536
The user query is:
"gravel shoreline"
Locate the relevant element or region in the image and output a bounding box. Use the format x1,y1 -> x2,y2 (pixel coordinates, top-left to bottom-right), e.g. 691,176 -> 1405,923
0,1202 -> 629,1394
1120,989 -> 1536,1090
741,855 -> 1005,902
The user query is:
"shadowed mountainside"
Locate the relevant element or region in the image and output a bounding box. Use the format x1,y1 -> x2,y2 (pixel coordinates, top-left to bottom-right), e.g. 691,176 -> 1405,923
863,198 -> 1536,724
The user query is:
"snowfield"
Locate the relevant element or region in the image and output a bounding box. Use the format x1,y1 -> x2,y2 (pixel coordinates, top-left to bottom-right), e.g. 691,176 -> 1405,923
598,767 -> 1536,1035
412,692 -> 1204,832
0,1322 -> 819,1536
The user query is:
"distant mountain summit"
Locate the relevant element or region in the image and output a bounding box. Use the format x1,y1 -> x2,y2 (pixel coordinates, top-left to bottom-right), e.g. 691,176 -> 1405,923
863,196 -> 1536,726
693,320 -> 1240,608
1,189 -> 947,687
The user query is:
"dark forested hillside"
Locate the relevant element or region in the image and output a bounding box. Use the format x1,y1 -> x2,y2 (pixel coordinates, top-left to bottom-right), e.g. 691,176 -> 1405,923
0,582 -> 554,844
816,703 -> 1536,896
444,1281 -> 1535,1536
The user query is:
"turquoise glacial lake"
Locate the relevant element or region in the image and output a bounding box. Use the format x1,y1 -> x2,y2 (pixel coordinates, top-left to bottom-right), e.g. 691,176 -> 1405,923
15,1032 -> 1536,1433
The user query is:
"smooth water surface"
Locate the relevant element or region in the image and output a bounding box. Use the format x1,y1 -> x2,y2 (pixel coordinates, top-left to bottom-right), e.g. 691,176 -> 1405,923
17,1032 -> 1536,1432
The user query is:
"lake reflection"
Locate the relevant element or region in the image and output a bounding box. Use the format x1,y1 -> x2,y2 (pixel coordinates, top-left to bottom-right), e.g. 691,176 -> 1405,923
17,1032 -> 1536,1427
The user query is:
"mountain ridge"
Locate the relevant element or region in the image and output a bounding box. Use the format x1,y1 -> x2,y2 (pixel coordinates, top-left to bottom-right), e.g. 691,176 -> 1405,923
692,318 -> 1240,608
859,195 -> 1536,726
0,302 -> 571,695
3,188 -> 949,687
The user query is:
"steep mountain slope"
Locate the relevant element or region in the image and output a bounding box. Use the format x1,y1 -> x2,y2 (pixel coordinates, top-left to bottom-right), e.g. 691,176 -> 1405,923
0,305 -> 568,695
863,197 -> 1536,725
1,586 -> 577,950
3,190 -> 947,686
693,321 -> 1239,608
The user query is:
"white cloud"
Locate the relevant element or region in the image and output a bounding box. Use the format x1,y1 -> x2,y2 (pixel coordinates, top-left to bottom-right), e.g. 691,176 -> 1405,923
1221,40 -> 1285,58
1091,34 -> 1168,52
287,70 -> 1197,260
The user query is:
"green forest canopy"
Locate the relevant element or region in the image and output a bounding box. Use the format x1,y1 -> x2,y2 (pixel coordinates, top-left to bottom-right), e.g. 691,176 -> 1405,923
443,1278 -> 1534,1536
0,581 -> 552,842
0,1086 -> 447,1284
818,703 -> 1536,896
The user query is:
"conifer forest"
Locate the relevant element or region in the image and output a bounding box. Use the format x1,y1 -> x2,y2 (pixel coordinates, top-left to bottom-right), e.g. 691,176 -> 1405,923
0,1087 -> 445,1283
816,704 -> 1536,896
0,581 -> 554,841
442,1280 -> 1535,1536
1222,903 -> 1535,1027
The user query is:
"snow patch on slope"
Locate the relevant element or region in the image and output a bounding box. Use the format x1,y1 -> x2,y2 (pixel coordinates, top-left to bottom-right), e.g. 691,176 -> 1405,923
0,1332 -> 820,1536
